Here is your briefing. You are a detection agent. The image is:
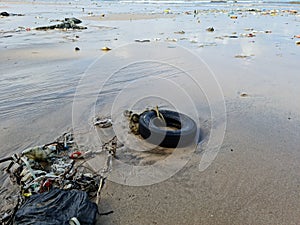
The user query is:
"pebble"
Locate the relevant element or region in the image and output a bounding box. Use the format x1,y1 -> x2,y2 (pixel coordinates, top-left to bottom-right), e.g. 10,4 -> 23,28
206,27 -> 214,32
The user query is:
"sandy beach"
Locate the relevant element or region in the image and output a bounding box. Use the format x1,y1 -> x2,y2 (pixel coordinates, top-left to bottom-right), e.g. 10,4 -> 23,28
1,0 -> 300,224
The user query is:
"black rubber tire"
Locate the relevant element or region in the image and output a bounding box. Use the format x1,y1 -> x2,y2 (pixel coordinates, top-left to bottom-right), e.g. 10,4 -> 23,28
138,110 -> 197,148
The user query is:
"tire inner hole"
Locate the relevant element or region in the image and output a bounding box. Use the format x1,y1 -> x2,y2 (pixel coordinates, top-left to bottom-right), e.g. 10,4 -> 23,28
152,117 -> 181,131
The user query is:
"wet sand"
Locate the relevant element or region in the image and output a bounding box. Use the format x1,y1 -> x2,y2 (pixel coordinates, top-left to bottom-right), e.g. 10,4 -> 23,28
83,13 -> 175,21
1,0 -> 300,224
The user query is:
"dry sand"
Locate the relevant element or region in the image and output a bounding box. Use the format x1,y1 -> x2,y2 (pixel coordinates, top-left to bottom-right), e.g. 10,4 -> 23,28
1,0 -> 300,224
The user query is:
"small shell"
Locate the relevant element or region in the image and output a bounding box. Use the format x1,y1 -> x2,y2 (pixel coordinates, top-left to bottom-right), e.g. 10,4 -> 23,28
240,92 -> 248,97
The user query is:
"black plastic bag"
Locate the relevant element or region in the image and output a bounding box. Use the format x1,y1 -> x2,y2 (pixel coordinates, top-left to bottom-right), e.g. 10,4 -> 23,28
15,189 -> 98,225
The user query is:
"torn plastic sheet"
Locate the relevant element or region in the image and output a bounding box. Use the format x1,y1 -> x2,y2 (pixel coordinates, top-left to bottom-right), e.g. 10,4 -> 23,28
15,189 -> 98,225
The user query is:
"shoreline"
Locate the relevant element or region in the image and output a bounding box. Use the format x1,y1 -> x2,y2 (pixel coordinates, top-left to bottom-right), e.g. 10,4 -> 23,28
83,13 -> 175,21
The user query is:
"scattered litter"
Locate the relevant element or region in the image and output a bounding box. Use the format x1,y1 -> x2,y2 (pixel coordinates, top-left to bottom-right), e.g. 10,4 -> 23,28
174,31 -> 185,34
235,54 -> 254,59
101,46 -> 111,51
70,151 -> 83,159
206,27 -> 214,32
199,42 -> 217,47
265,30 -> 272,33
35,18 -> 87,30
94,117 -> 113,128
0,12 -> 24,17
75,47 -> 80,51
230,15 -> 238,19
241,33 -> 256,38
247,33 -> 256,37
135,39 -> 150,43
215,36 -> 224,40
296,41 -> 300,46
165,37 -> 177,42
294,34 -> 300,38
289,10 -> 297,14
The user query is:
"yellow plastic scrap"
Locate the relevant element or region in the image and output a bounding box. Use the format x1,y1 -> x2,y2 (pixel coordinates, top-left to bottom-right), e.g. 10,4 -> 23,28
22,146 -> 51,161
270,10 -> 278,16
164,9 -> 171,14
23,192 -> 32,197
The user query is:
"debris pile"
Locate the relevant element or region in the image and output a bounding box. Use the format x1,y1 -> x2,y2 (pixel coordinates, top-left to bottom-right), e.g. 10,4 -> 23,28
35,17 -> 87,30
0,132 -> 110,225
